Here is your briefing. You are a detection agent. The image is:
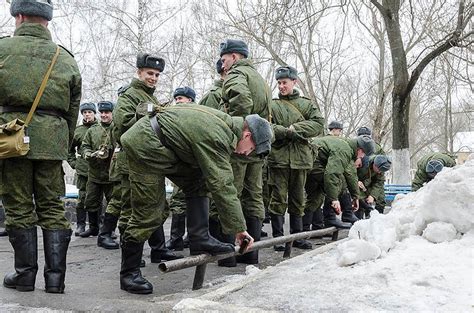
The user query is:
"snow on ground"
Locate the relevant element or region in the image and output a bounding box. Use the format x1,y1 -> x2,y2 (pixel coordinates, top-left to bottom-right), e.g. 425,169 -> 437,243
174,158 -> 474,311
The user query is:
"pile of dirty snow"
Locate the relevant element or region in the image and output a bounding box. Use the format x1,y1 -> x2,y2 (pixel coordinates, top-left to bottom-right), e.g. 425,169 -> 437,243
174,158 -> 473,312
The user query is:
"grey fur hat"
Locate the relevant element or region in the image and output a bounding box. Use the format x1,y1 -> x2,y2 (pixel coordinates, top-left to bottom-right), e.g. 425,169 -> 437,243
356,135 -> 375,156
220,39 -> 249,58
357,126 -> 372,136
10,0 -> 53,21
80,102 -> 96,114
97,101 -> 114,112
374,155 -> 392,172
136,53 -> 165,72
426,159 -> 443,173
328,121 -> 343,130
245,114 -> 272,156
275,66 -> 298,80
173,87 -> 196,102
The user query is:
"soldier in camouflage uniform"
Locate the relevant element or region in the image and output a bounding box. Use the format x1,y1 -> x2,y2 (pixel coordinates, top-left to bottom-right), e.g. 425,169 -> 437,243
165,87 -> 196,251
113,54 -> 180,266
302,136 -> 375,230
412,152 -> 456,191
79,101 -> 115,238
0,0 -> 81,293
198,59 -> 226,110
220,39 -> 271,264
119,104 -> 272,294
357,155 -> 392,218
268,66 -> 324,251
68,103 -> 97,236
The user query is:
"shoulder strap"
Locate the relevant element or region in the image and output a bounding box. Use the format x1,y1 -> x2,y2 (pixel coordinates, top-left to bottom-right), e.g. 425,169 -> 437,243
25,46 -> 61,126
280,99 -> 305,121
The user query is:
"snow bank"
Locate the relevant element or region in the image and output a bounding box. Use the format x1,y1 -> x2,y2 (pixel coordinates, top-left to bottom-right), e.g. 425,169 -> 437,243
337,158 -> 474,265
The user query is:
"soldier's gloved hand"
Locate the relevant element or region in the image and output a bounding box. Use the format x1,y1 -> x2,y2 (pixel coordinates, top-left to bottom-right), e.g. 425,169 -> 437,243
366,195 -> 375,204
352,198 -> 359,211
272,124 -> 287,140
286,126 -> 308,143
83,151 -> 93,160
235,231 -> 254,253
331,200 -> 341,215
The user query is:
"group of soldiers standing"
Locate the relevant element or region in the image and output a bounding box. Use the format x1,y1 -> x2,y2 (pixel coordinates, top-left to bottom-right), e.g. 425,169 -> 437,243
0,0 -> 457,296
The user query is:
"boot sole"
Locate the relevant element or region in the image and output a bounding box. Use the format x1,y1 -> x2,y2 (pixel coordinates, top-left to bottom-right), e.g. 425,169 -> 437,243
3,282 -> 35,292
98,244 -> 119,250
45,287 -> 65,294
120,285 -> 153,294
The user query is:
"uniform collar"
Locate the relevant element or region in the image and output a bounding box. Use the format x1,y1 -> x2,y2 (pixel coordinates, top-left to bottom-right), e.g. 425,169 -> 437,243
14,23 -> 52,41
214,79 -> 223,88
131,78 -> 156,95
278,89 -> 300,100
231,58 -> 254,70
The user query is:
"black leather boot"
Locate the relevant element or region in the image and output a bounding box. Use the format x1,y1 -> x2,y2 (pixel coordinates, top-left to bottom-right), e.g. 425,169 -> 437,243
79,211 -> 99,237
302,211 -> 313,231
236,216 -> 261,264
341,193 -> 359,224
0,228 -> 8,237
290,214 -> 312,250
209,217 -> 236,267
97,213 -> 119,249
149,226 -> 183,263
3,227 -> 38,292
270,213 -> 285,251
74,207 -> 86,236
165,213 -> 186,251
323,200 -> 352,229
186,197 -> 234,255
120,240 -> 153,294
43,229 -> 72,293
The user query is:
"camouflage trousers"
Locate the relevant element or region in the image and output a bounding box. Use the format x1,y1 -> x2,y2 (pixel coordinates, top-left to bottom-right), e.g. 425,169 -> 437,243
105,181 -> 122,218
117,174 -> 132,233
230,156 -> 265,220
75,174 -> 88,211
169,187 -> 186,215
268,167 -> 308,216
120,144 -> 208,243
304,166 -> 325,214
0,158 -> 70,230
84,180 -> 112,213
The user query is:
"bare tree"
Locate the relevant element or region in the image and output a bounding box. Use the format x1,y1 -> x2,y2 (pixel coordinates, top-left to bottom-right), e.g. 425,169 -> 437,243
370,0 -> 472,183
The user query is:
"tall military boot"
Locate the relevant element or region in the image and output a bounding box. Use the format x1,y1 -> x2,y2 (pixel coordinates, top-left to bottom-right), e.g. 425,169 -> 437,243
74,207 -> 86,236
270,213 -> 285,251
3,227 -> 38,292
186,196 -> 234,255
290,214 -> 312,249
312,207 -> 325,230
236,216 -> 261,264
97,213 -> 119,249
209,217 -> 236,267
354,208 -> 364,219
120,240 -> 153,294
341,193 -> 359,224
302,211 -> 313,231
149,226 -> 183,263
79,211 -> 99,237
323,200 -> 352,229
43,229 -> 72,293
165,213 -> 186,251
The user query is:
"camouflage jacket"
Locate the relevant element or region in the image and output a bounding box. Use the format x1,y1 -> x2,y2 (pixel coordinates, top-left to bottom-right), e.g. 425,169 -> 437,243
269,90 -> 324,169
124,104 -> 247,234
412,152 -> 456,191
198,79 -> 223,110
67,119 -> 97,177
112,78 -> 159,175
310,136 -> 359,201
221,59 -> 271,120
82,121 -> 115,183
0,23 -> 82,160
357,156 -> 385,203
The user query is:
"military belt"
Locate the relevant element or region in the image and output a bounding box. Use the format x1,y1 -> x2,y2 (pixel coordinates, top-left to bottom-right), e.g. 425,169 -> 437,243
149,116 -> 170,148
0,105 -> 63,118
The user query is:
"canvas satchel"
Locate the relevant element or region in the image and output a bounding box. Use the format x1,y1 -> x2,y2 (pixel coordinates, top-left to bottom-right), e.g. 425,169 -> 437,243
0,46 -> 60,159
